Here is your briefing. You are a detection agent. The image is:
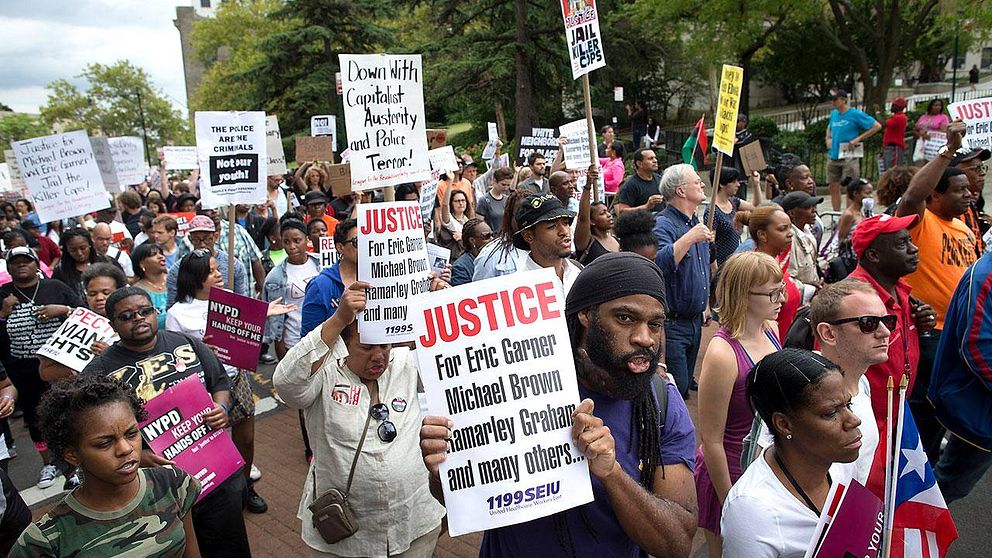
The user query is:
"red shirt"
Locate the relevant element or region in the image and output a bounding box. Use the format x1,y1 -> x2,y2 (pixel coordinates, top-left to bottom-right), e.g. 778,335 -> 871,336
848,265 -> 920,430
36,235 -> 61,266
882,112 -> 907,148
775,251 -> 801,342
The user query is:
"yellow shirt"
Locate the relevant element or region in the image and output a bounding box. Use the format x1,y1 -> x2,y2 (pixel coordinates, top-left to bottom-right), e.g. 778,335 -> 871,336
904,209 -> 977,329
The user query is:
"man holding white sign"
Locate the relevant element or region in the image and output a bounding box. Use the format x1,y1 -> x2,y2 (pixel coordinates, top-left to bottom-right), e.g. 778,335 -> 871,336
421,253 -> 697,556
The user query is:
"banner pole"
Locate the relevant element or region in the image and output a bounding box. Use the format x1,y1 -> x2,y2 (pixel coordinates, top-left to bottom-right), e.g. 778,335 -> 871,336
227,204 -> 236,288
883,375 -> 910,558
881,375 -> 896,557
582,74 -> 599,202
707,152 -> 724,230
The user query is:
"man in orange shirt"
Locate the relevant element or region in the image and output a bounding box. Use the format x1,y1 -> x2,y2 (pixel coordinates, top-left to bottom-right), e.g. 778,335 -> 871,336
896,119 -> 978,460
303,191 -> 339,237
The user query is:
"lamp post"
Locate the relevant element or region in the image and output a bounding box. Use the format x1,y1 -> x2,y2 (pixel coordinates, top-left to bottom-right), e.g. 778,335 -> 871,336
952,29 -> 960,103
123,90 -> 151,168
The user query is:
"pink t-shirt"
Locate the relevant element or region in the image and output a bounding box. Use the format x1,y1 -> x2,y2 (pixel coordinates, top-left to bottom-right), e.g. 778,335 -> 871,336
915,113 -> 949,132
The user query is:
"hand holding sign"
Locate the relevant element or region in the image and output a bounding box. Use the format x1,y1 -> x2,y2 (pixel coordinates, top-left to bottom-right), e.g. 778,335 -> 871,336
571,399 -> 618,479
203,403 -> 229,431
421,415 -> 456,477
333,281 -> 370,327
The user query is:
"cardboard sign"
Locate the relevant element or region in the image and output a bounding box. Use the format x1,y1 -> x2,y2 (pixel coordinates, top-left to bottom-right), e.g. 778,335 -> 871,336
410,268 -> 595,536
205,288 -> 268,371
326,163 -> 352,196
167,212 -> 196,238
265,115 -> 288,176
713,65 -> 744,156
356,201 -> 431,344
162,146 -> 199,170
295,136 -> 334,164
319,236 -> 339,268
139,376 -> 245,502
427,129 -> 448,149
339,54 -> 432,191
561,0 -> 606,79
949,97 -> 992,150
310,114 -> 337,151
36,307 -> 119,372
426,243 -> 450,273
428,146 -> 460,174
108,136 -> 146,185
11,130 -> 111,223
89,137 -> 121,192
739,140 -> 767,176
194,111 -> 268,209
517,127 -> 559,164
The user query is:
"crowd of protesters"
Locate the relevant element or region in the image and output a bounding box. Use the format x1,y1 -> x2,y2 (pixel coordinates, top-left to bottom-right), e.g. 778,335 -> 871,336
0,90 -> 986,558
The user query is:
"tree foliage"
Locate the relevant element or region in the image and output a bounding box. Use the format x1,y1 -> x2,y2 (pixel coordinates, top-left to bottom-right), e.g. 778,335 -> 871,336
0,113 -> 51,162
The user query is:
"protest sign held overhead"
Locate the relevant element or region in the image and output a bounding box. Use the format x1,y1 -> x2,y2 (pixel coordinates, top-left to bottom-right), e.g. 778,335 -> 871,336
561,0 -> 606,79
427,129 -> 447,149
139,376 -> 244,502
11,130 -> 111,223
712,64 -> 744,156
949,97 -> 992,150
558,119 -> 604,199
36,307 -> 119,372
205,288 -> 268,371
411,268 -> 594,536
161,146 -> 199,170
265,115 -> 288,176
326,163 -> 352,196
356,201 -> 431,344
428,145 -> 460,173
482,122 -> 499,160
3,149 -> 28,195
418,169 -> 441,225
319,235 -> 339,269
310,114 -> 337,151
89,137 -> 121,192
0,163 -> 10,193
108,136 -> 146,185
194,111 -> 267,209
295,136 -> 334,164
339,54 -> 431,191
517,128 -> 558,164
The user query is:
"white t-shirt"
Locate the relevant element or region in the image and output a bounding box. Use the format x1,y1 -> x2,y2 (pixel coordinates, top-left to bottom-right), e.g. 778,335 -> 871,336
166,298 -> 237,378
106,246 -> 134,277
282,259 -> 321,347
722,448 -> 821,558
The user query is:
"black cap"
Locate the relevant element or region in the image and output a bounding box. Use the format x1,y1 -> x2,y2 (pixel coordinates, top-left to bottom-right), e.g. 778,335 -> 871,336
781,191 -> 823,212
304,191 -> 328,205
950,147 -> 991,167
19,219 -> 39,229
512,194 -> 576,250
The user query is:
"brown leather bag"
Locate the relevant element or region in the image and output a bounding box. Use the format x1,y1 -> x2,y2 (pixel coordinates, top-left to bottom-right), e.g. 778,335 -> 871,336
308,409 -> 372,544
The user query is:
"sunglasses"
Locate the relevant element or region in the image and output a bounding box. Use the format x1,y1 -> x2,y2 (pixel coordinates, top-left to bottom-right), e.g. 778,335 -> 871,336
827,314 -> 897,333
476,231 -> 495,240
749,286 -> 785,304
115,306 -> 157,323
370,403 -> 397,442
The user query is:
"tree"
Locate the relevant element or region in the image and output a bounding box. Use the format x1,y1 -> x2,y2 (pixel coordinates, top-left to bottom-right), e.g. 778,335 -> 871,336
752,18 -> 850,105
0,113 -> 51,162
39,61 -> 191,157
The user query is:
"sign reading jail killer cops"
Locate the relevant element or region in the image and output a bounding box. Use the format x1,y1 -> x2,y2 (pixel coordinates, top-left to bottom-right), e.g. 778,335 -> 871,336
37,306 -> 119,372
561,0 -> 606,79
949,97 -> 992,150
339,54 -> 431,191
410,268 -> 594,536
194,111 -> 267,209
356,201 -> 432,344
712,64 -> 744,156
265,115 -> 288,176
108,136 -> 146,185
11,130 -> 111,223
205,288 -> 268,371
517,127 -> 559,165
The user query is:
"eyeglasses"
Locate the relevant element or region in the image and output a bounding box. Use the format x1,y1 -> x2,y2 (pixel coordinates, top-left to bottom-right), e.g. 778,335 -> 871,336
826,314 -> 897,334
370,403 -> 397,442
114,306 -> 157,323
476,231 -> 495,240
749,286 -> 785,303
343,238 -> 359,247
191,248 -> 210,258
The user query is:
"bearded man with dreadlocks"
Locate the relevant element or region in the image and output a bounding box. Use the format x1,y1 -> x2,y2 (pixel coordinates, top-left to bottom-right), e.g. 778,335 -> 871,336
420,252 -> 698,557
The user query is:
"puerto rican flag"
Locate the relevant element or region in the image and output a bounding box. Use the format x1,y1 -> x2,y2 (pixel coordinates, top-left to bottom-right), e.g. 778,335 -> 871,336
867,401 -> 958,557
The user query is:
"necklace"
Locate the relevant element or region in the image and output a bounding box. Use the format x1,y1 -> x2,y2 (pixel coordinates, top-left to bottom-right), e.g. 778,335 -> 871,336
773,449 -> 829,516
11,282 -> 40,304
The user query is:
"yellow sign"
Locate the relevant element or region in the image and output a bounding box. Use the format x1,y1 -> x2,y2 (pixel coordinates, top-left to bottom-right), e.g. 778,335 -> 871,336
712,64 -> 743,156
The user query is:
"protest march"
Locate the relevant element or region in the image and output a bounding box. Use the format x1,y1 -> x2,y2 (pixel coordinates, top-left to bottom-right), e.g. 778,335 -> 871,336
2,1 -> 992,557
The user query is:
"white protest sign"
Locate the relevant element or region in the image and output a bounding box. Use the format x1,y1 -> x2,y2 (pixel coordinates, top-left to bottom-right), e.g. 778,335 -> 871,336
488,122 -> 499,142
949,97 -> 992,150
108,136 -> 146,185
0,163 -> 10,192
36,306 -> 119,372
923,131 -> 947,161
483,122 -> 499,160
162,146 -> 199,170
428,145 -> 460,173
339,54 -> 431,191
357,201 -> 431,344
613,86 -> 623,102
194,111 -> 267,209
265,115 -> 288,176
558,119 -> 604,198
310,115 -> 337,152
419,169 -> 441,225
561,0 -> 606,79
410,268 -> 594,536
11,130 -> 111,223
319,235 -> 339,268
426,243 -> 450,274
89,137 -> 121,192
3,150 -> 28,195
839,142 -> 865,160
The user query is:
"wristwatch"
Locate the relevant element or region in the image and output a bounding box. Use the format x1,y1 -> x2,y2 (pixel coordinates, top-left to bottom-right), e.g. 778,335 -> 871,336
938,145 -> 955,161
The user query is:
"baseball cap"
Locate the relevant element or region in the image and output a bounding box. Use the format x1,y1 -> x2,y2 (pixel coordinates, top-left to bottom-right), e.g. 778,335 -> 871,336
187,215 -> 216,234
781,191 -> 824,212
512,194 -> 576,250
304,191 -> 328,205
19,217 -> 39,230
891,97 -> 907,109
950,147 -> 991,167
832,89 -> 849,99
5,246 -> 39,264
850,213 -> 919,258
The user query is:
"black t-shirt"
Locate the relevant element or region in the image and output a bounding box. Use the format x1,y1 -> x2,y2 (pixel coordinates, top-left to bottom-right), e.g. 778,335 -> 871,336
81,330 -> 231,402
616,172 -> 661,209
0,279 -> 82,361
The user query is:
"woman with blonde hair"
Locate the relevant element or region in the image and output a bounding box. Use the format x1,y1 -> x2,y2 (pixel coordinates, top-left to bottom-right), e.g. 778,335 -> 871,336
695,251 -> 784,558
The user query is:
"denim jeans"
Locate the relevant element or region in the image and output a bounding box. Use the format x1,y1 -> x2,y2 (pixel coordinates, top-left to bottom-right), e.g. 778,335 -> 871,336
935,434 -> 992,504
664,316 -> 702,398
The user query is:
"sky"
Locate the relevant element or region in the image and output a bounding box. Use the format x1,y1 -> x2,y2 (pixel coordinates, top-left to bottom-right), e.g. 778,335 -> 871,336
0,0 -> 200,115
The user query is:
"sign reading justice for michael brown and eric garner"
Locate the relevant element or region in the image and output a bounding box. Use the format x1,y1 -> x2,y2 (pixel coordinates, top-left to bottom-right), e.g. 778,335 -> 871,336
194,111 -> 267,209
411,268 -> 594,536
356,201 -> 432,344
339,54 -> 431,191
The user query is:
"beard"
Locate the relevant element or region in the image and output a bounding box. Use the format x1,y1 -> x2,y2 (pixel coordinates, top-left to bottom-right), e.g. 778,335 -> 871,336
579,314 -> 661,400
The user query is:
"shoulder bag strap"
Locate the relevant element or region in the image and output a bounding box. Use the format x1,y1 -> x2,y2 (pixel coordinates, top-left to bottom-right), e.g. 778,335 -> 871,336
311,407 -> 375,500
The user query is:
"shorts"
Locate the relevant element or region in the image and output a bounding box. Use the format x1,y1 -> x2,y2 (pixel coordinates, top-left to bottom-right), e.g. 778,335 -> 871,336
827,158 -> 860,184
227,370 -> 256,425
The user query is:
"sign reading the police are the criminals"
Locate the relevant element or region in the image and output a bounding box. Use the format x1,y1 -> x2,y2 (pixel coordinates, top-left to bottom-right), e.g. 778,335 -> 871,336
712,64 -> 744,156
339,54 -> 431,192
561,0 -> 606,79
194,111 -> 267,209
411,268 -> 594,536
